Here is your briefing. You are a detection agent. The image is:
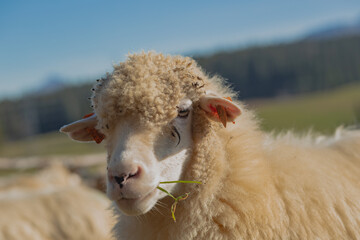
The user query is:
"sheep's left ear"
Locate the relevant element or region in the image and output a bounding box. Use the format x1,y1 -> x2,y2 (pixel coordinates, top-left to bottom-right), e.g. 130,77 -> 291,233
199,93 -> 242,127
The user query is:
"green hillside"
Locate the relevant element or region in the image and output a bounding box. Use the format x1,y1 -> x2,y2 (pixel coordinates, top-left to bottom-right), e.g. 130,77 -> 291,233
0,131 -> 104,158
252,83 -> 360,133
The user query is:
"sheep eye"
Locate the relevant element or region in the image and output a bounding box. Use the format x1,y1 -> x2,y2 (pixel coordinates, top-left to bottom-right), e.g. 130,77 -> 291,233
177,109 -> 189,118
171,126 -> 181,146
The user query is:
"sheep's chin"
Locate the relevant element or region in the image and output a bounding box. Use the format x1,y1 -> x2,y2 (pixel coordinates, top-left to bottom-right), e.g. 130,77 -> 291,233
114,189 -> 158,216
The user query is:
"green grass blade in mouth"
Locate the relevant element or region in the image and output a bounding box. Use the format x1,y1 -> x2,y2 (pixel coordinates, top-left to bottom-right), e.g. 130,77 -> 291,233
159,180 -> 202,184
157,180 -> 202,222
156,186 -> 177,200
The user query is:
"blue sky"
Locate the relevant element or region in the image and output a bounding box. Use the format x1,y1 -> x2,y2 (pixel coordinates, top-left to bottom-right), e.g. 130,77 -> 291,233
0,0 -> 359,99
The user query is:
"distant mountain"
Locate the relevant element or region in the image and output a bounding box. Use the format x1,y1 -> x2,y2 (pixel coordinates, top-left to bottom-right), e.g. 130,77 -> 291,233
35,74 -> 66,94
305,18 -> 360,40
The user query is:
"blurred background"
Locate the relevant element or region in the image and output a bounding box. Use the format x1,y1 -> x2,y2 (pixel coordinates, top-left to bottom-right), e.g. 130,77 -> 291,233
0,0 -> 360,192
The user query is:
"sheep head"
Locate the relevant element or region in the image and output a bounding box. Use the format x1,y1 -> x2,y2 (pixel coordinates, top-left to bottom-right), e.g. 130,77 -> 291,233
60,52 -> 242,216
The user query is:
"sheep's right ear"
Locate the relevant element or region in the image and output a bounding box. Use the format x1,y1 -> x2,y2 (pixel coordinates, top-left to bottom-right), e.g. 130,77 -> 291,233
60,113 -> 104,143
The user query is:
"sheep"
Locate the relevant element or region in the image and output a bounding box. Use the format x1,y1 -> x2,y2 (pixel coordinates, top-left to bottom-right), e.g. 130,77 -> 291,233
0,162 -> 81,193
0,163 -> 114,240
60,52 -> 360,240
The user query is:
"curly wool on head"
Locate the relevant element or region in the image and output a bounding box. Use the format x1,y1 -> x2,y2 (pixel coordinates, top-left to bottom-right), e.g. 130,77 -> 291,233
90,52 -> 234,132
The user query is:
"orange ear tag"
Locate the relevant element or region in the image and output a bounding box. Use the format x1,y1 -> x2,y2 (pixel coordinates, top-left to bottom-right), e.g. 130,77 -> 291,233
216,105 -> 227,128
85,127 -> 105,144
208,97 -> 236,128
224,97 -> 236,125
83,113 -> 95,118
209,104 -> 227,128
83,113 -> 105,144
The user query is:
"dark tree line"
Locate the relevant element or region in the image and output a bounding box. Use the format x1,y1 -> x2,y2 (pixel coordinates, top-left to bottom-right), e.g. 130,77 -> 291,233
0,83 -> 93,141
195,35 -> 360,99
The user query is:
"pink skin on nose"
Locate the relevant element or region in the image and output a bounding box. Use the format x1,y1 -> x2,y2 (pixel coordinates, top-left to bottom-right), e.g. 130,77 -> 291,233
108,167 -> 141,189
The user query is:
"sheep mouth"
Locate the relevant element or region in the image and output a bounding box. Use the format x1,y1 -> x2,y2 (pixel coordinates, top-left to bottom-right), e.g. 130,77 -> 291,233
118,187 -> 156,201
114,188 -> 158,215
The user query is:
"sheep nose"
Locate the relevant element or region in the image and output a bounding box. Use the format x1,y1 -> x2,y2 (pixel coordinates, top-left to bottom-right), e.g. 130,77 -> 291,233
114,175 -> 126,185
110,167 -> 141,188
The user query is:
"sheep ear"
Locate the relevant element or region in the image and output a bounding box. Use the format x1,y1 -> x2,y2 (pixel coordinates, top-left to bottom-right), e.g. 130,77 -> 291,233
60,113 -> 104,143
199,93 -> 242,127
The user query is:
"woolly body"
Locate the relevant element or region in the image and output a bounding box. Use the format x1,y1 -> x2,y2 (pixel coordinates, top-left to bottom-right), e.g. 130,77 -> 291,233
83,52 -> 359,239
0,164 -> 114,240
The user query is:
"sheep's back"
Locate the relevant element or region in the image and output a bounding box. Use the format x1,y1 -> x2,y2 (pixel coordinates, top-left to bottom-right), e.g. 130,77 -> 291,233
265,129 -> 360,239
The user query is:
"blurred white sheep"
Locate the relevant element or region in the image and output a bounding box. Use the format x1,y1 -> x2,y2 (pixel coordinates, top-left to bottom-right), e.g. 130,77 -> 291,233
0,163 -> 114,240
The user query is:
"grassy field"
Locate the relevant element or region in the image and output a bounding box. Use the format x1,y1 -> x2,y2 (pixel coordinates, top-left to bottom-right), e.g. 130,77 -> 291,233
0,131 -> 105,158
251,83 -> 360,133
0,83 -> 359,158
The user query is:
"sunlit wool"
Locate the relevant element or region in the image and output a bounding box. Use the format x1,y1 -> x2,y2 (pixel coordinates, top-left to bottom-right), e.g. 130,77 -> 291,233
70,52 -> 360,239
